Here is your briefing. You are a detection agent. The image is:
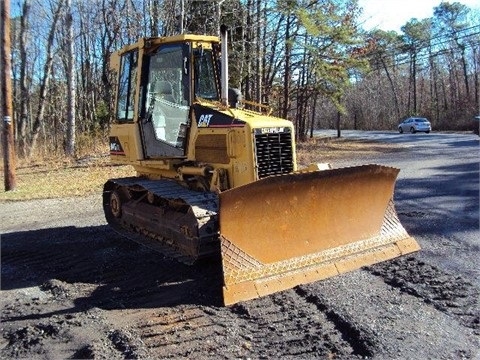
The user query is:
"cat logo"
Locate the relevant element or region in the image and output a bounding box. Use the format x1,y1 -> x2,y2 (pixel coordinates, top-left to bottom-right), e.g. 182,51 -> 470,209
109,136 -> 125,155
198,114 -> 213,127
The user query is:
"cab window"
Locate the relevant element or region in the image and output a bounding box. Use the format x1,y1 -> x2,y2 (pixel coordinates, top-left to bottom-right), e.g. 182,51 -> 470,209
144,44 -> 189,146
116,51 -> 138,122
194,48 -> 219,100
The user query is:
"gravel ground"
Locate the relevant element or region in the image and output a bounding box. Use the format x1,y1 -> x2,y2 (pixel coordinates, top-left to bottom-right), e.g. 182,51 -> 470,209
1,132 -> 479,359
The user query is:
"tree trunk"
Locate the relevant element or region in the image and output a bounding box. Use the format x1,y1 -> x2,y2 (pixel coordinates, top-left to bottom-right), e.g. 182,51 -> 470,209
309,92 -> 318,138
460,47 -> 470,99
65,0 -> 76,157
381,57 -> 400,119
29,0 -> 63,157
412,52 -> 417,114
255,0 -> 262,103
18,0 -> 30,157
149,0 -> 160,36
282,14 -> 292,119
473,47 -> 479,112
336,111 -> 341,138
244,0 -> 252,100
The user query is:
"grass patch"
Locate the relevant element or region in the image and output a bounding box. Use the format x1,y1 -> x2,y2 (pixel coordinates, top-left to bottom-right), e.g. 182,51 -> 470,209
0,156 -> 135,202
296,136 -> 403,166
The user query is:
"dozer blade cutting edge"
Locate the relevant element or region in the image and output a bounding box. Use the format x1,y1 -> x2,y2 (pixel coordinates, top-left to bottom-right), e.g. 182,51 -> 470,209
219,164 -> 420,305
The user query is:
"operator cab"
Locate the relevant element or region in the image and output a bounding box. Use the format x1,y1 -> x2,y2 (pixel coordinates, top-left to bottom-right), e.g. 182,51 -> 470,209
114,36 -> 221,158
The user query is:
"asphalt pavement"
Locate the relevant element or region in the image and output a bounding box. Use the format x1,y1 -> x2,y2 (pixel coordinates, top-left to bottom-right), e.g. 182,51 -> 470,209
317,130 -> 480,287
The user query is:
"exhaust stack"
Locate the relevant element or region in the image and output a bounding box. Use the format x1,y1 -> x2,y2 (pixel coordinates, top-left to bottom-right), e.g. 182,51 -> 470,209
220,25 -> 228,106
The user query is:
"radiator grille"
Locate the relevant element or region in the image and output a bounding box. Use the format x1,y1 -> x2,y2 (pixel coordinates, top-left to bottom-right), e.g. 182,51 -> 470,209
254,131 -> 294,178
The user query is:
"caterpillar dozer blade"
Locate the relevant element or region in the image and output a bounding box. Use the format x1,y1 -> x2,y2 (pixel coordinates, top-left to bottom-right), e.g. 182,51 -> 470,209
219,164 -> 420,305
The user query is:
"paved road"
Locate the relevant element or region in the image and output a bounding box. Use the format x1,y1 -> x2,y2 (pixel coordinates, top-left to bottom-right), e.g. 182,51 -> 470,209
317,130 -> 480,287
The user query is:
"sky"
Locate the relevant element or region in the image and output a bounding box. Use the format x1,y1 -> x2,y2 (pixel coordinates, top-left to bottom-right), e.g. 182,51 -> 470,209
358,0 -> 480,32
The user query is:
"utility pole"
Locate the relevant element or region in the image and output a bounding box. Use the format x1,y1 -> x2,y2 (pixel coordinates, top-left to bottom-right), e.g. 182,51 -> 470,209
1,0 -> 17,191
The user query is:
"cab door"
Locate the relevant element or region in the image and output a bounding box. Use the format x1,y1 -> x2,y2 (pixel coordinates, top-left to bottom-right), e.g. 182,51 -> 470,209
140,43 -> 191,158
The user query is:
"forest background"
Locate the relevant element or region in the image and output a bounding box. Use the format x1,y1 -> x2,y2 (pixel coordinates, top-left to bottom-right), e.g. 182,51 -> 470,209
1,0 -> 479,160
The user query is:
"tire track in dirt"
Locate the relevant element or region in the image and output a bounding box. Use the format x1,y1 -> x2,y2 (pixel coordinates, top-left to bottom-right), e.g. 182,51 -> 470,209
127,289 -> 363,359
298,266 -> 479,359
294,287 -> 377,357
228,290 -> 363,358
138,307 -> 227,357
367,256 -> 480,332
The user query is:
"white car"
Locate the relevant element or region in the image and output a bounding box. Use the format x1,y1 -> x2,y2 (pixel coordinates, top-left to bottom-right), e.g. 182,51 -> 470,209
398,117 -> 431,134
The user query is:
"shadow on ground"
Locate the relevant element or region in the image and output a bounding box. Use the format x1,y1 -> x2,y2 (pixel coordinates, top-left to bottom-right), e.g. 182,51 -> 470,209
2,225 -> 224,321
395,159 -> 479,237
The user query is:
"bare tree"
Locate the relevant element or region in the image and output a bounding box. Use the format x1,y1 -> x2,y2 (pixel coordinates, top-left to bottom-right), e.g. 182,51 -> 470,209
18,0 -> 31,157
65,0 -> 76,156
29,0 -> 63,156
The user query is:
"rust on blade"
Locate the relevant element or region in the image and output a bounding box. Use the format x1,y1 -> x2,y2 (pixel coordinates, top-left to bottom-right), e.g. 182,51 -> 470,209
219,164 -> 420,305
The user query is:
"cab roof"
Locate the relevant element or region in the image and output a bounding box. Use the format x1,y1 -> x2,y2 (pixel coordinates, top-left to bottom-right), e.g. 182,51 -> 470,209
117,34 -> 220,54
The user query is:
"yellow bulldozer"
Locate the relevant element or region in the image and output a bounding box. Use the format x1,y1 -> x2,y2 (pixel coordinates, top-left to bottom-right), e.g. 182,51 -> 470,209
103,28 -> 420,306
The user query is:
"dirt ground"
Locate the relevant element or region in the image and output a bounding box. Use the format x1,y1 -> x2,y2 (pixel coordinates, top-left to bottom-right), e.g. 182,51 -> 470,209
1,137 -> 479,359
